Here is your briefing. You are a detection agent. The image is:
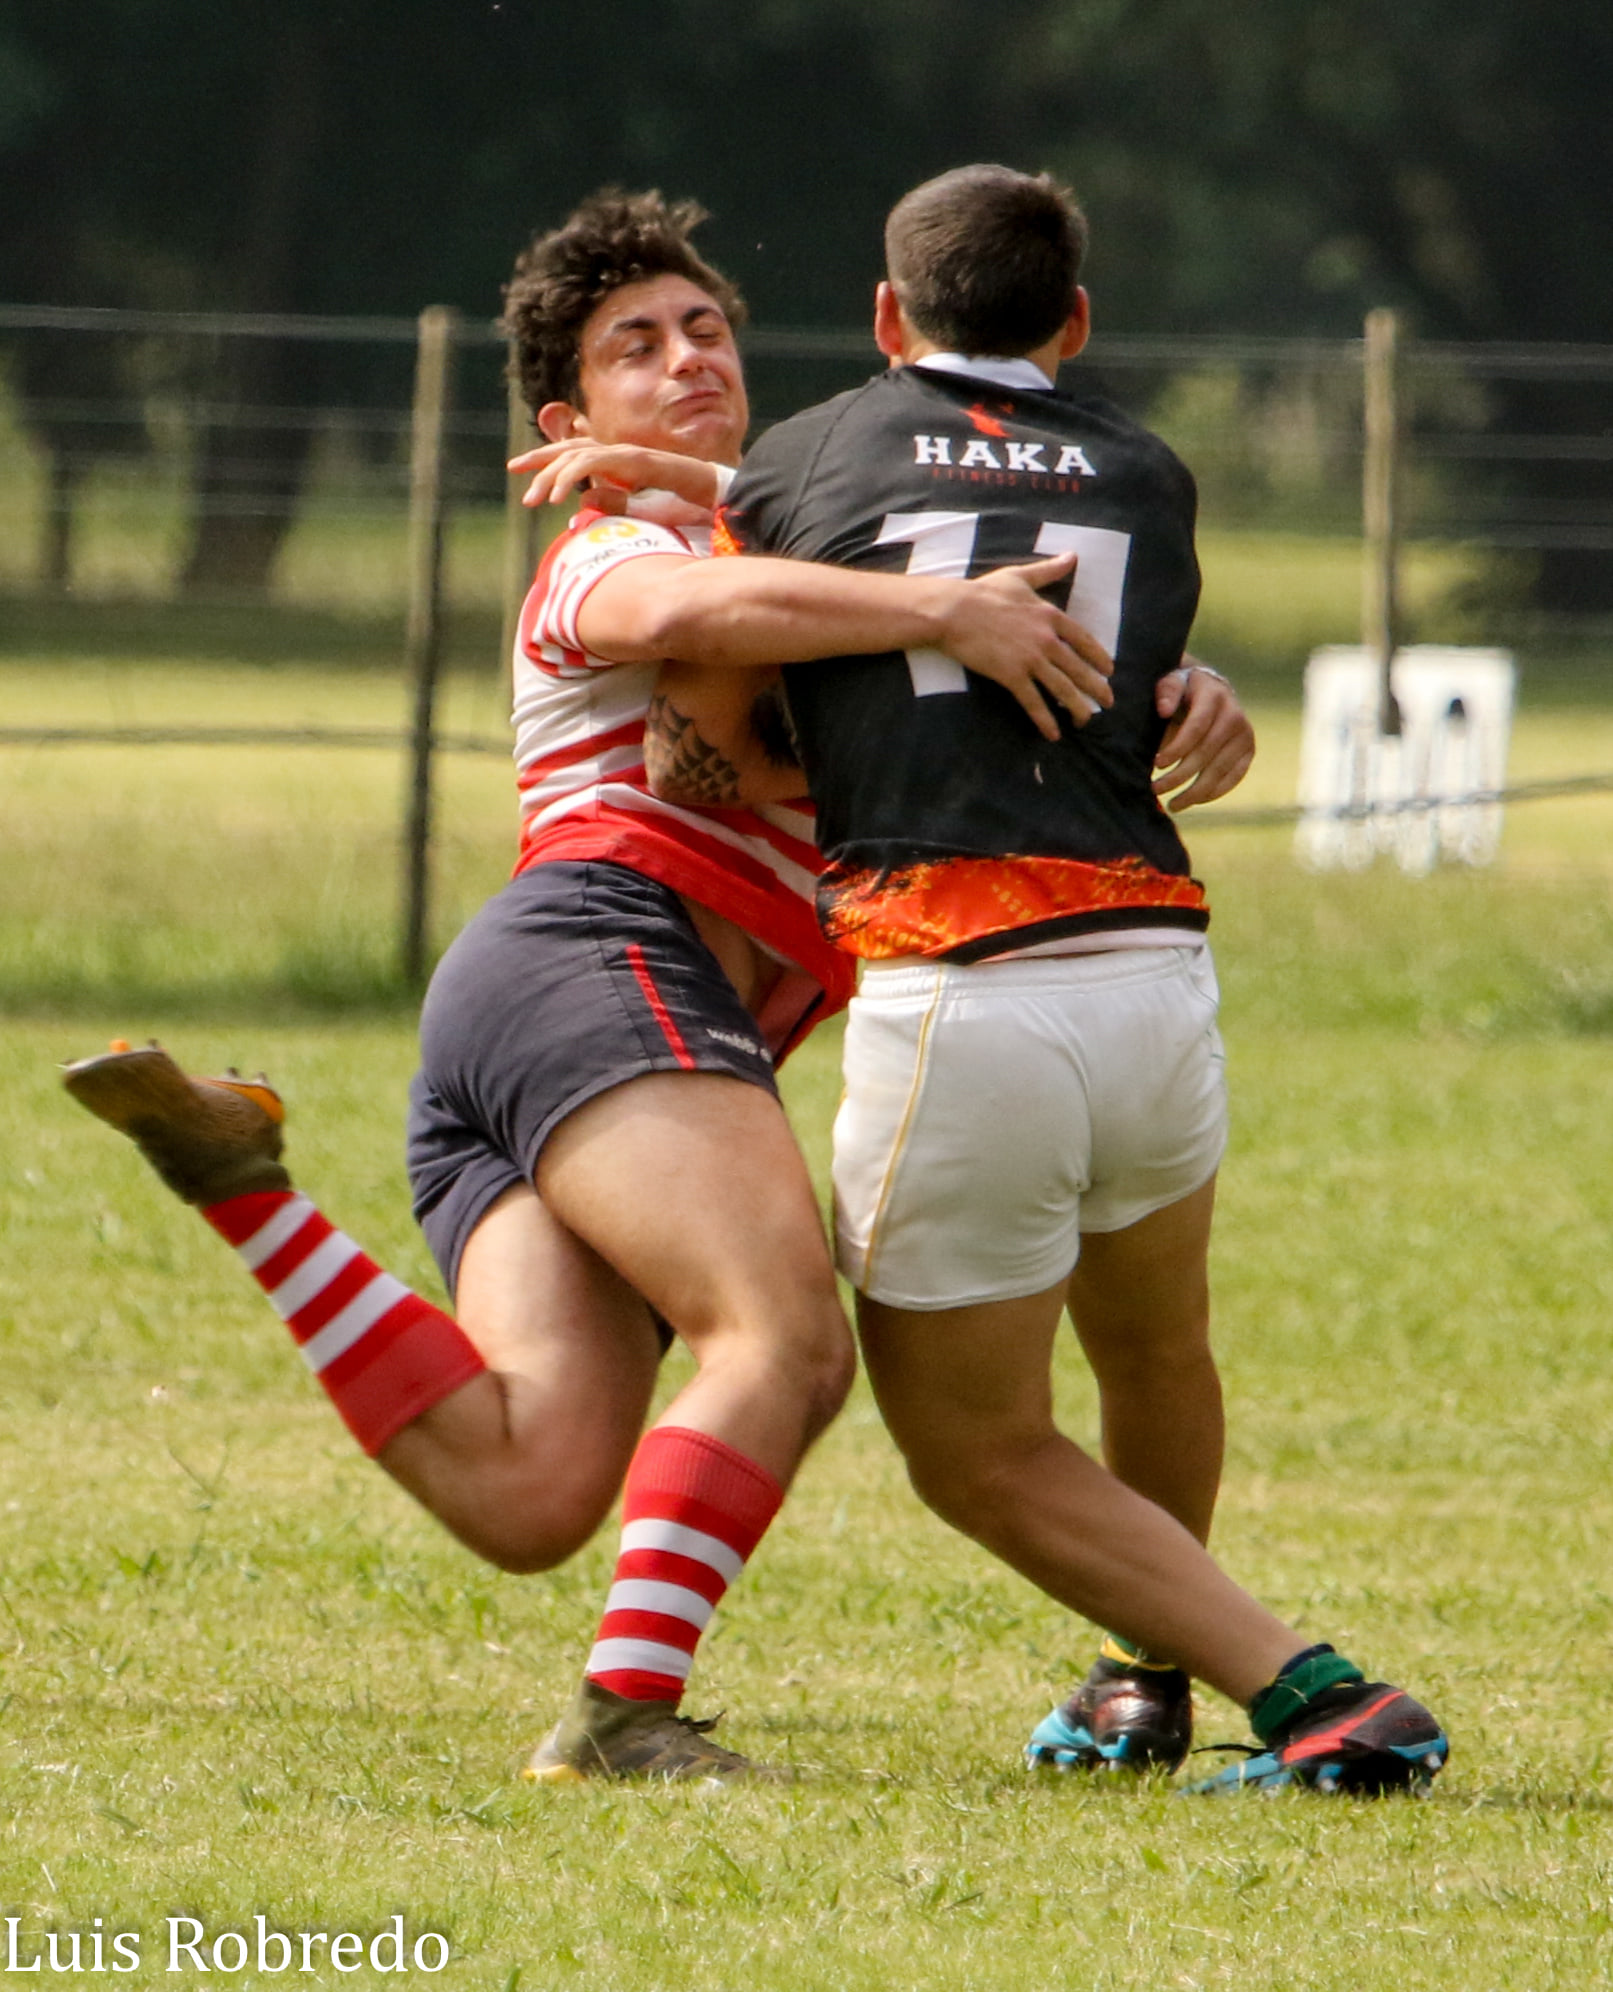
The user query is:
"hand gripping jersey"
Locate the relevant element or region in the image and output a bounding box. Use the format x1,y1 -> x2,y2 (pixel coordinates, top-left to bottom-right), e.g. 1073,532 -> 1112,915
511,505 -> 854,1051
718,359 -> 1210,963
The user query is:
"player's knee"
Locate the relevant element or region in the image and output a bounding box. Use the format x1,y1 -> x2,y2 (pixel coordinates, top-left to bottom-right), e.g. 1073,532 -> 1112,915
444,1468 -> 614,1573
901,1432 -> 1027,1535
799,1310 -> 857,1438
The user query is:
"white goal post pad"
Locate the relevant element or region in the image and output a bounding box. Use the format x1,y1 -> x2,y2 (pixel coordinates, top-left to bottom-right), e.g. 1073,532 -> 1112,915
1296,645 -> 1515,873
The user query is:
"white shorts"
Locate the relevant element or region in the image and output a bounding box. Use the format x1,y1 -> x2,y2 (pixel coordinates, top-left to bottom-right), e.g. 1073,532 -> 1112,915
833,944 -> 1227,1310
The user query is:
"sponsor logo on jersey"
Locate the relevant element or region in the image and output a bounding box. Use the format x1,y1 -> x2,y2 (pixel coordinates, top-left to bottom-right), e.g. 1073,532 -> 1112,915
585,518 -> 654,544
912,432 -> 1097,484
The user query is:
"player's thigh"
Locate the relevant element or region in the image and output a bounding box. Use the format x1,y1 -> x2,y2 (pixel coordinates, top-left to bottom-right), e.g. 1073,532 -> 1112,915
537,1068 -> 842,1344
834,962 -> 1092,1310
455,1180 -> 664,1423
1066,1174 -> 1216,1370
857,1281 -> 1069,1475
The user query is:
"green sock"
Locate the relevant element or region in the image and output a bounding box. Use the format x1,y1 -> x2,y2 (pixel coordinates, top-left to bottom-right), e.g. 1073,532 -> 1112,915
1100,1633 -> 1181,1672
1247,1643 -> 1365,1744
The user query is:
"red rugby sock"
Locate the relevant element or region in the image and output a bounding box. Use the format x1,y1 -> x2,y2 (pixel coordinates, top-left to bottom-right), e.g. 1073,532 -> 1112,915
204,1190 -> 486,1456
585,1426 -> 784,1704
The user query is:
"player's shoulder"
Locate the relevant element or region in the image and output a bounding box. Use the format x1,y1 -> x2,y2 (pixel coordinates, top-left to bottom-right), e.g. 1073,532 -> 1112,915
743,378 -> 890,466
543,507 -> 698,577
1048,386 -> 1194,491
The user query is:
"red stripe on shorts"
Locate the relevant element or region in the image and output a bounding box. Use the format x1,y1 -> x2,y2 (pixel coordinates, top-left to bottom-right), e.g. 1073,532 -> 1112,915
625,942 -> 696,1070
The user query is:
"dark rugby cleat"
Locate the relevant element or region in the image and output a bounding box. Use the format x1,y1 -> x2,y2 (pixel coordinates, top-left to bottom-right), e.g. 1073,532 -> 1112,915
62,1040 -> 290,1205
1183,1679 -> 1449,1796
1027,1654 -> 1192,1773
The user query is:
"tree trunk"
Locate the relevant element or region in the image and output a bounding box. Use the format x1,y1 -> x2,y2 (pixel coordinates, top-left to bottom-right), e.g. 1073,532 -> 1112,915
180,19 -> 326,599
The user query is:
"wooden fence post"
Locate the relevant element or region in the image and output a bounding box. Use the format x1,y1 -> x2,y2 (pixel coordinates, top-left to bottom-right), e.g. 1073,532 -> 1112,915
401,304 -> 459,986
500,349 -> 541,682
1362,307 -> 1403,735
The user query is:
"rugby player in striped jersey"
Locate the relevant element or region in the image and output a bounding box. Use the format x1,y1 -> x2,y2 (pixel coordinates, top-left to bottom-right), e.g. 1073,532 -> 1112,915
64,191 -> 1138,1784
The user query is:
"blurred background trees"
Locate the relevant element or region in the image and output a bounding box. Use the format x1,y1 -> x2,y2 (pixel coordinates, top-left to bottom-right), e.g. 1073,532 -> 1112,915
1,0 -> 1607,599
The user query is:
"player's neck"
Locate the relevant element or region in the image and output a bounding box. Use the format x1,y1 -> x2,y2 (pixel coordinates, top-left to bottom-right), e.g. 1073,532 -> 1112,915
895,333 -> 1062,386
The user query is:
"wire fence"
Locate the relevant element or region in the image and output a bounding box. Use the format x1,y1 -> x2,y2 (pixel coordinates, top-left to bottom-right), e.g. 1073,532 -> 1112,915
3,303 -> 1612,976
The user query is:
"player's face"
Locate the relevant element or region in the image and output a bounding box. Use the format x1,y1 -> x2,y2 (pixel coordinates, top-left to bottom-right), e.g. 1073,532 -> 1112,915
572,275 -> 749,463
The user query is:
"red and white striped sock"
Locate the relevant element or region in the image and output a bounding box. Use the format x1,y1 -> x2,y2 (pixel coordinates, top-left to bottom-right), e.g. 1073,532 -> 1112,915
586,1425 -> 784,1704
204,1190 -> 487,1457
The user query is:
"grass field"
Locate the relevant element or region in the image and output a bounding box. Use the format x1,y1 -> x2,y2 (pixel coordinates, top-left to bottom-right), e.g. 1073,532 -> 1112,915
5,629 -> 1613,1989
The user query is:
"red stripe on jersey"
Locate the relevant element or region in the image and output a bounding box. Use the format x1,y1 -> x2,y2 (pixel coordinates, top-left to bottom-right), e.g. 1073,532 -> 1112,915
516,718 -> 646,789
625,942 -> 697,1069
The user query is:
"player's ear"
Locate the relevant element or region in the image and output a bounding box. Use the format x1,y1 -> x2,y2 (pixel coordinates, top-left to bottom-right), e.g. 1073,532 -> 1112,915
537,400 -> 589,442
874,281 -> 905,362
1058,288 -> 1092,362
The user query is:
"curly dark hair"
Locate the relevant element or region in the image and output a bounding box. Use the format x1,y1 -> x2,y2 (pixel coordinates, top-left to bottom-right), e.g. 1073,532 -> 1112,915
502,188 -> 747,418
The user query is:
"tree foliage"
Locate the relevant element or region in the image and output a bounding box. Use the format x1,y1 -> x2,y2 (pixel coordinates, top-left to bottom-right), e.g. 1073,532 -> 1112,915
1,1 -> 1607,593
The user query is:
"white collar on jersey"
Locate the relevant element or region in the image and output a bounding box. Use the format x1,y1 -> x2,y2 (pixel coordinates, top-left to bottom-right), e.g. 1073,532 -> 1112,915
910,352 -> 1057,392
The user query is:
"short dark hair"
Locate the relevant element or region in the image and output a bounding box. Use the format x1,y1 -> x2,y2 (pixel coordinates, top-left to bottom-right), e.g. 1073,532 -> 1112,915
502,189 -> 746,416
884,165 -> 1088,358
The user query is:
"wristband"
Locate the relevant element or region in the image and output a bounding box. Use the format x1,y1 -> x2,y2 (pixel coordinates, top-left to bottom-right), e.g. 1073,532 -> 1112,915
712,464 -> 737,502
1187,662 -> 1231,687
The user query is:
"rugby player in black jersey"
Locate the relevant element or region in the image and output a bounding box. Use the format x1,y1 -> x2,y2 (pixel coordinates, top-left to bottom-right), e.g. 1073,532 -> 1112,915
641,166 -> 1449,1794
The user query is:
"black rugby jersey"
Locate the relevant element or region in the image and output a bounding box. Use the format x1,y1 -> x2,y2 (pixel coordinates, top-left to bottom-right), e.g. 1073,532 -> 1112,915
718,360 -> 1209,962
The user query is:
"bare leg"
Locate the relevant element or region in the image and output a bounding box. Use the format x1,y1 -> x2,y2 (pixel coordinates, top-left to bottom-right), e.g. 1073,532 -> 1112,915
377,1183 -> 664,1571
536,1071 -> 854,1483
383,1070 -> 852,1567
858,1283 -> 1295,1707
1065,1176 -> 1223,1544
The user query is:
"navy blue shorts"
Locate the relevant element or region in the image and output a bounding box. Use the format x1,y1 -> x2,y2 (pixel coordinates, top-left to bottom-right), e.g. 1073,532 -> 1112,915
407,860 -> 779,1298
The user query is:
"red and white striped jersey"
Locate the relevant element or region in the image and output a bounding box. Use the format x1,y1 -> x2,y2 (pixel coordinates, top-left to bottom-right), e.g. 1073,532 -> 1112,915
510,505 -> 854,1048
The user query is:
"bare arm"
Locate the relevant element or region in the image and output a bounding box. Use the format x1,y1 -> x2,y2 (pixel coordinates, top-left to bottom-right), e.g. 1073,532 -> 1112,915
578,548 -> 1111,742
1152,658 -> 1257,810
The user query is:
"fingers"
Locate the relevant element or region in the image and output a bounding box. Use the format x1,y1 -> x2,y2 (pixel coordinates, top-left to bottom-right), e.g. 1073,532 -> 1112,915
1011,549 -> 1080,589
1048,609 -> 1113,682
1153,718 -> 1256,809
1154,666 -> 1190,720
1155,731 -> 1255,810
1008,678 -> 1062,743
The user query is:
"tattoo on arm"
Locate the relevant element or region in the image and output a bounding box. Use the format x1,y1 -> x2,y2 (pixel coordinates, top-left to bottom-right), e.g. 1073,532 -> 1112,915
645,693 -> 745,804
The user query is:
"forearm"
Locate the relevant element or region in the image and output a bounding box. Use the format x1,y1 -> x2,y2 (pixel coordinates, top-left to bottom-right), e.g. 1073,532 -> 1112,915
593,556 -> 960,669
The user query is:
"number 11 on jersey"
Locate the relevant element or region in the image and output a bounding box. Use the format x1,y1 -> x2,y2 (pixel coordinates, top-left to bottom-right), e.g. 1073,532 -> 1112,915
874,510 -> 1132,704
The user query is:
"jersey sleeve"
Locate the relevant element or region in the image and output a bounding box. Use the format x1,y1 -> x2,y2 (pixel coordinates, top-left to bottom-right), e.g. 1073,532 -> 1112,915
532,513 -> 695,657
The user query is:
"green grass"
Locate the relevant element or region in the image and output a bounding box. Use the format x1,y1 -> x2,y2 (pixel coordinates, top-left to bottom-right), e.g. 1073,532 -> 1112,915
6,652 -> 1613,1987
